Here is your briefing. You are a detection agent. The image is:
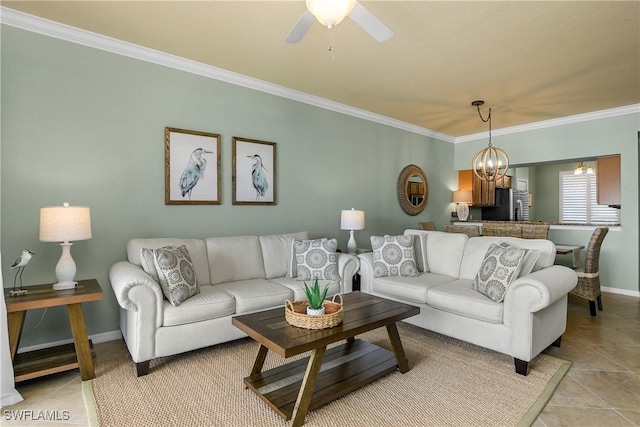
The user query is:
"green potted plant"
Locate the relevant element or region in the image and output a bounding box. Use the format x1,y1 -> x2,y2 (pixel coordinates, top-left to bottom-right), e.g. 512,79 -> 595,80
303,278 -> 329,316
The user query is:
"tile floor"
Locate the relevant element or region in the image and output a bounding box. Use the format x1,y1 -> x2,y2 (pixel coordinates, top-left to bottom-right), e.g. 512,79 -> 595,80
2,293 -> 638,426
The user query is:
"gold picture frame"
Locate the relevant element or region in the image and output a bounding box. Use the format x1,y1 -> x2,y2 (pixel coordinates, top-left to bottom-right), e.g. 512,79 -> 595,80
232,137 -> 276,205
165,127 -> 221,205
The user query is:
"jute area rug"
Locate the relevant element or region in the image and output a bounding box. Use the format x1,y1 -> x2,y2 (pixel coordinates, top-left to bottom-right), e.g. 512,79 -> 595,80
83,323 -> 570,427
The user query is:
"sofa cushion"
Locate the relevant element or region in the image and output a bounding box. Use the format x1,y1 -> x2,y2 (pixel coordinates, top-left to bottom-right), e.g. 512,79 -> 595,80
206,236 -> 266,285
260,232 -> 309,279
424,231 -> 468,278
152,245 -> 200,306
371,235 -> 419,277
472,243 -> 527,303
215,279 -> 293,313
459,236 -> 554,280
293,238 -> 339,281
140,248 -> 160,282
403,229 -> 429,272
128,238 -> 210,285
427,279 -> 504,324
372,273 -> 457,304
162,285 -> 235,326
270,277 -> 341,301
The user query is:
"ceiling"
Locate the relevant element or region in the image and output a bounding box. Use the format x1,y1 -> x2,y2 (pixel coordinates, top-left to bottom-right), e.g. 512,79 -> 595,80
2,1 -> 639,138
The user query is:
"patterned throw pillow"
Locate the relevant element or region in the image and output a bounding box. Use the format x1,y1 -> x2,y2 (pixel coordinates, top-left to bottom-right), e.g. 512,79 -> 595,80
294,238 -> 339,281
152,245 -> 200,306
371,235 -> 419,277
473,243 -> 526,303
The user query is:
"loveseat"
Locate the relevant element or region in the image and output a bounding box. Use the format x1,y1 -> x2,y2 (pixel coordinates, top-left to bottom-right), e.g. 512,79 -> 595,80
109,231 -> 359,376
358,229 -> 578,375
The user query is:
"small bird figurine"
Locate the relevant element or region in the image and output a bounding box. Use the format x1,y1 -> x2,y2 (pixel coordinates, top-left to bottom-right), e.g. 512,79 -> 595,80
10,249 -> 34,296
247,154 -> 269,200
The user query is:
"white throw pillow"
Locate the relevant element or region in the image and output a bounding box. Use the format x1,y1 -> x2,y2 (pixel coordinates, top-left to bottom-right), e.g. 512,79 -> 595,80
473,243 -> 526,303
152,245 -> 200,306
293,238 -> 339,281
140,247 -> 160,282
371,235 -> 419,278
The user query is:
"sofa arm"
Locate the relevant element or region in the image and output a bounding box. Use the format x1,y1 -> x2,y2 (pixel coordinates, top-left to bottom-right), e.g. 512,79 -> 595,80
504,265 -> 578,317
337,252 -> 360,293
109,261 -> 164,329
357,252 -> 374,293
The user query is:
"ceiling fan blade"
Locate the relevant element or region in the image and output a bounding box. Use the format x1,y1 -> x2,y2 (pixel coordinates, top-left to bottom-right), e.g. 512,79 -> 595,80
285,10 -> 316,44
348,2 -> 393,42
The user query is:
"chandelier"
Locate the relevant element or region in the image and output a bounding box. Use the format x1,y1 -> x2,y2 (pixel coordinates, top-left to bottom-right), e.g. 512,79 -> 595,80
471,100 -> 509,182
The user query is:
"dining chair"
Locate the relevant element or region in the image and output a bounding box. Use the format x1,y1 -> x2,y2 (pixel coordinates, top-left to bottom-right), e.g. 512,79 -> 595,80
570,227 -> 609,316
444,224 -> 481,237
521,223 -> 550,239
481,222 -> 522,238
418,221 -> 437,231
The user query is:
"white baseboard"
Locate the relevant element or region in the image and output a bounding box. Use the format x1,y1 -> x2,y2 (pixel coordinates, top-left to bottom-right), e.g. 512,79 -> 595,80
602,287 -> 640,298
17,330 -> 123,354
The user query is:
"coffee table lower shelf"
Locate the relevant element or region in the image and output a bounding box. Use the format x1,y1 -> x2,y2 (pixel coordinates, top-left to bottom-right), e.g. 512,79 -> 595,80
244,339 -> 397,421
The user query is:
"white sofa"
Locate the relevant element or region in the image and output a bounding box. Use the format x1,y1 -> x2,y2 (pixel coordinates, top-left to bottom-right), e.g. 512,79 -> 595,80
109,231 -> 359,376
358,229 -> 578,375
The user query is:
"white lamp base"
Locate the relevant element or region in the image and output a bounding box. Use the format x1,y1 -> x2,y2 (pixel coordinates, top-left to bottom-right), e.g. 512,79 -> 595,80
53,242 -> 78,290
346,230 -> 357,254
456,202 -> 470,221
53,281 -> 78,290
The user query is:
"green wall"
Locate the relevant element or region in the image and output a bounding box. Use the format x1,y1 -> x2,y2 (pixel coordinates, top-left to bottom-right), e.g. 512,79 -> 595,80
1,26 -> 454,347
455,115 -> 640,294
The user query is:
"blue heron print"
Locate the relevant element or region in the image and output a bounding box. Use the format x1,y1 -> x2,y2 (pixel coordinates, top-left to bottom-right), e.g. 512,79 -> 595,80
247,154 -> 269,200
180,148 -> 213,200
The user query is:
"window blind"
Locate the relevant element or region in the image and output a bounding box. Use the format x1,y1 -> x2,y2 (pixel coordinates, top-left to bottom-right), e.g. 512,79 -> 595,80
559,171 -> 619,223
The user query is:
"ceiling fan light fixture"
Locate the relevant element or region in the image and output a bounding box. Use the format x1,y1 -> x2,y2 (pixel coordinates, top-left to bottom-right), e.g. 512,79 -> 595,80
306,0 -> 357,28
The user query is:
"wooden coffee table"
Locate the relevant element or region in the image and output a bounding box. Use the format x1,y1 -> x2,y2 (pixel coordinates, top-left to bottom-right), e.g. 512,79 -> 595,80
232,291 -> 419,427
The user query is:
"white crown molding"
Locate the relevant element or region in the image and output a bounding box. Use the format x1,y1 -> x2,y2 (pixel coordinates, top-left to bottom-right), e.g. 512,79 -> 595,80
455,104 -> 640,144
0,7 -> 454,142
2,7 -> 636,145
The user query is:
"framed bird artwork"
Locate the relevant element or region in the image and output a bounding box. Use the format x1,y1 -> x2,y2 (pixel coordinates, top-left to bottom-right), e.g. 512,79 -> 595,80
165,127 -> 221,205
232,137 -> 276,205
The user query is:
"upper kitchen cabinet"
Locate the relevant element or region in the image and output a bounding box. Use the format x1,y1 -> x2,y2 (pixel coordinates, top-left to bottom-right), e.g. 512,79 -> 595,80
596,155 -> 621,207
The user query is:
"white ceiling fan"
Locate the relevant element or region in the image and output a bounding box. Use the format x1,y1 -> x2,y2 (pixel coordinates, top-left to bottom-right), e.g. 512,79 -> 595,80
285,0 -> 393,44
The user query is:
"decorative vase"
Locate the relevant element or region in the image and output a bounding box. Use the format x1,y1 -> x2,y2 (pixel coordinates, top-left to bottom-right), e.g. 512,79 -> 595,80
456,202 -> 470,221
306,306 -> 325,316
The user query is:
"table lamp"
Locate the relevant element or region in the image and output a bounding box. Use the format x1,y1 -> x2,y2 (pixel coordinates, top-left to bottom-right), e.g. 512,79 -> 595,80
39,202 -> 92,290
453,190 -> 472,221
340,208 -> 365,254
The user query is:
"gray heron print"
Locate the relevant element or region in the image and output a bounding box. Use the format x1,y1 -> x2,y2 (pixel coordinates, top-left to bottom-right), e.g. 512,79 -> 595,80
247,154 -> 268,200
180,147 -> 213,200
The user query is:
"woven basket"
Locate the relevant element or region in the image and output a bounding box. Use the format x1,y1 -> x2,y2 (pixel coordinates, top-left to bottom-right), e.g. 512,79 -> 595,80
284,294 -> 343,330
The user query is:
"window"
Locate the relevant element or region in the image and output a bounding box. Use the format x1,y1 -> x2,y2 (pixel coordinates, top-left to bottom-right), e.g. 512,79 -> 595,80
559,171 -> 619,223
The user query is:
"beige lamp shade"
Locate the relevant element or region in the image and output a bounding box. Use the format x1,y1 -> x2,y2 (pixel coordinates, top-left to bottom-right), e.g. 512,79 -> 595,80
340,208 -> 365,230
452,190 -> 472,204
40,203 -> 92,242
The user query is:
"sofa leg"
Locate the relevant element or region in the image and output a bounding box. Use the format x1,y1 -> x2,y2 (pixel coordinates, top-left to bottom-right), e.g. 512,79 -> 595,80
589,300 -> 597,317
136,361 -> 150,377
551,336 -> 562,348
597,295 -> 603,311
514,358 -> 529,376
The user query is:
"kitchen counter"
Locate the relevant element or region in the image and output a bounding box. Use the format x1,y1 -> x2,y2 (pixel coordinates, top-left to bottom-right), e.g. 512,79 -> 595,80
453,220 -> 620,231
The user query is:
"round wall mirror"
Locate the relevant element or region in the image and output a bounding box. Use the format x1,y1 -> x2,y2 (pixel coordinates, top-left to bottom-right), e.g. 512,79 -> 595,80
397,164 -> 429,215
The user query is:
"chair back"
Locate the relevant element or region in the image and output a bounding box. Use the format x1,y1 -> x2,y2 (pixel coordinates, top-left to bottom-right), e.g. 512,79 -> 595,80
584,227 -> 609,274
444,224 -> 481,237
521,223 -> 550,239
418,221 -> 437,231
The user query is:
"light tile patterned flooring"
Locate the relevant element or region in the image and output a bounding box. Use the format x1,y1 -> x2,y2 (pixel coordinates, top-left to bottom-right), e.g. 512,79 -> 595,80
2,293 -> 639,426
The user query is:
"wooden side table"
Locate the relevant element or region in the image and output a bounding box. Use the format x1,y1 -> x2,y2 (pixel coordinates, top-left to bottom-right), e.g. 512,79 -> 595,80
4,279 -> 103,382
